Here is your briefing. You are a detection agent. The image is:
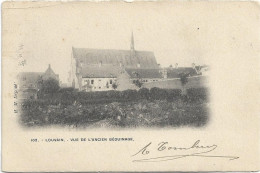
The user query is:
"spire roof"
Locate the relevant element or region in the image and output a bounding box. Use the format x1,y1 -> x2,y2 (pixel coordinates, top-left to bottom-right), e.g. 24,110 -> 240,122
131,31 -> 134,51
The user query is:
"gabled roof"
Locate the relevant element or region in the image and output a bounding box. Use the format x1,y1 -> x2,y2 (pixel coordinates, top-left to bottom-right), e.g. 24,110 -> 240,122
17,65 -> 59,88
81,64 -> 121,78
44,65 -> 56,76
72,47 -> 159,69
43,64 -> 59,80
166,67 -> 198,78
125,68 -> 162,78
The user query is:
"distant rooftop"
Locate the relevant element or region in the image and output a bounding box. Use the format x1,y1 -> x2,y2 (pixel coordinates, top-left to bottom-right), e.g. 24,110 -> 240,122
72,47 -> 159,69
125,68 -> 162,78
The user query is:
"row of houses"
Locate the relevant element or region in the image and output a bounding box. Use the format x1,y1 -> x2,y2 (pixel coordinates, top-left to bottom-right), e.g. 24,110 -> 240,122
17,33 -> 209,99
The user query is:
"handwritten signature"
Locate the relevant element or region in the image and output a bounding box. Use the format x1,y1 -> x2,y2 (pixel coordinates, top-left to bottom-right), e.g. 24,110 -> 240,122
132,140 -> 239,162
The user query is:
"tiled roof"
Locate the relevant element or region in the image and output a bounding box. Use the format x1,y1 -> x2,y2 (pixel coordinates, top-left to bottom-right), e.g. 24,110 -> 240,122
43,65 -> 59,80
125,68 -> 162,78
45,65 -> 56,76
166,67 -> 198,78
17,65 -> 60,88
72,47 -> 159,69
80,64 -> 121,78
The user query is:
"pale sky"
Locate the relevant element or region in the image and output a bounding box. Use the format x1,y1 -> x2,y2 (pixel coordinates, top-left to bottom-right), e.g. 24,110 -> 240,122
3,1 -> 259,83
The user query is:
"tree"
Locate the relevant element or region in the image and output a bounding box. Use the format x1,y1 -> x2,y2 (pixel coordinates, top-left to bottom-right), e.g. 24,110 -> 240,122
131,72 -> 143,88
82,80 -> 92,91
39,78 -> 60,94
138,88 -> 149,99
112,82 -> 118,90
179,73 -> 189,95
133,79 -> 143,88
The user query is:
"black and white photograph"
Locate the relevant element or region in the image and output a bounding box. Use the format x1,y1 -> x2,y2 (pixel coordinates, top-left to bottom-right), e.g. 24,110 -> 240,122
2,1 -> 260,172
15,3 -> 210,129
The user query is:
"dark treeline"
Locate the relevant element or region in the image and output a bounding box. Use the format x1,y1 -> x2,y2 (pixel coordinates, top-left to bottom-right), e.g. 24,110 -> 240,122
35,87 -> 208,105
19,87 -> 209,128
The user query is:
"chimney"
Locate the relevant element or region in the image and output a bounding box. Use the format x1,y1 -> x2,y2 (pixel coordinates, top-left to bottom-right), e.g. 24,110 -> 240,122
99,61 -> 102,67
175,63 -> 178,69
48,64 -> 51,68
137,63 -> 140,68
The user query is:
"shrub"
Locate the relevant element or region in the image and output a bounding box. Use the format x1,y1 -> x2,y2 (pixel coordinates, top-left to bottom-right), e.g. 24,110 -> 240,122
133,79 -> 143,88
187,88 -> 208,102
36,85 -> 208,104
166,89 -> 182,100
38,78 -> 60,94
59,87 -> 75,93
138,88 -> 150,99
121,89 -> 138,100
150,87 -> 160,99
179,73 -> 189,86
106,90 -> 121,99
112,83 -> 118,90
150,87 -> 170,100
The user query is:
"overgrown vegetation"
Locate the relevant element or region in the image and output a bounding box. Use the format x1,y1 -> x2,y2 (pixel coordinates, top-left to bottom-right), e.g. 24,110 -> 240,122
19,80 -> 209,128
179,72 -> 189,95
33,87 -> 208,104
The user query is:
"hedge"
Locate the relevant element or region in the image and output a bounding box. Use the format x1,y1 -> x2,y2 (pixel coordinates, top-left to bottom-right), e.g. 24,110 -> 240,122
187,88 -> 208,102
36,87 -> 208,104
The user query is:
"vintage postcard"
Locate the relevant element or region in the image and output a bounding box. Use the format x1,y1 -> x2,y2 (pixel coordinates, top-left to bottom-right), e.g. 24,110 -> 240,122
2,1 -> 260,172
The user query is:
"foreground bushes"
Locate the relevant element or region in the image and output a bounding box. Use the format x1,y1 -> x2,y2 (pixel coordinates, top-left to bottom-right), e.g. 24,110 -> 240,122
187,88 -> 208,102
37,87 -> 208,104
20,98 -> 209,128
20,87 -> 209,128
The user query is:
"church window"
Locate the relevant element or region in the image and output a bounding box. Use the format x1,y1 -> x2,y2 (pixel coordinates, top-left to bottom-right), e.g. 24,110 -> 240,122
110,79 -> 112,84
99,87 -> 101,89
91,80 -> 94,84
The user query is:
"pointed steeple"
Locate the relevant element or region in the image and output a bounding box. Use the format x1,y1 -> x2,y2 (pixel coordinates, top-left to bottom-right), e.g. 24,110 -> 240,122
130,31 -> 135,59
130,31 -> 134,51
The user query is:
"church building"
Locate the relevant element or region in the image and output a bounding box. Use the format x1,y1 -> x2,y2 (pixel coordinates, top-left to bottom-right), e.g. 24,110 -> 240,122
69,33 -> 161,91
